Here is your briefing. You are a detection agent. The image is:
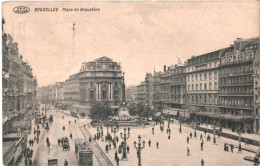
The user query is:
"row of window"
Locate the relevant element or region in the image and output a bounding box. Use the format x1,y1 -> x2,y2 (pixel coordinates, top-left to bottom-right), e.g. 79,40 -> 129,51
187,94 -> 218,105
187,82 -> 218,91
187,72 -> 217,82
187,62 -> 218,73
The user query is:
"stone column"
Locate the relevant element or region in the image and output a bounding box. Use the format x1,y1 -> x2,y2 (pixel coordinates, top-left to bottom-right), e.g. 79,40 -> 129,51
96,83 -> 99,100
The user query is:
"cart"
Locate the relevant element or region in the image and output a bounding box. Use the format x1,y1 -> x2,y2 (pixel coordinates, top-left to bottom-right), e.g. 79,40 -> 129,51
63,142 -> 70,151
49,115 -> 53,123
48,158 -> 58,166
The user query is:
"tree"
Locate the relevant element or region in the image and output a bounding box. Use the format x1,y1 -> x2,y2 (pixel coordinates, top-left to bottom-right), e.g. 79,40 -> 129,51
128,103 -> 137,116
89,102 -> 113,121
136,102 -> 154,120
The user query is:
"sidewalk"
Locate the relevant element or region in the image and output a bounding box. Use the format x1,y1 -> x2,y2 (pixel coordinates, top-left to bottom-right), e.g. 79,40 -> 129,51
17,111 -> 46,165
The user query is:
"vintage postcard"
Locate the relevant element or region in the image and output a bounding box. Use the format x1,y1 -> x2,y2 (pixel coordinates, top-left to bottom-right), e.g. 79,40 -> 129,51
2,1 -> 260,166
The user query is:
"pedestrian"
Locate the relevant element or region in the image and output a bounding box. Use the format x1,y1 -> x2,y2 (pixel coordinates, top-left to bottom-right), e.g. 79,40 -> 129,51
200,134 -> 202,140
168,135 -> 170,139
116,156 -> 119,166
224,143 -> 227,151
116,136 -> 119,143
187,147 -> 190,156
127,145 -> 130,153
115,151 -> 118,161
25,157 -> 28,165
231,144 -> 234,153
70,133 -> 72,139
109,142 -> 111,150
190,132 -> 192,139
29,158 -> 32,166
30,149 -> 33,158
201,159 -> 204,166
201,142 -> 203,151
152,127 -> 154,135
187,136 -> 189,144
64,159 -> 68,166
58,139 -> 60,146
106,144 -> 109,153
84,124 -> 85,128
75,119 -> 76,123
148,139 -> 151,147
156,141 -> 159,148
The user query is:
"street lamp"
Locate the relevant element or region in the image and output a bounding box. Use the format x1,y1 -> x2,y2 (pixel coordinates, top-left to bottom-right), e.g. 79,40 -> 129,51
120,128 -> 130,160
134,135 -> 145,166
178,116 -> 182,133
211,120 -> 217,144
112,125 -> 119,149
238,110 -> 244,152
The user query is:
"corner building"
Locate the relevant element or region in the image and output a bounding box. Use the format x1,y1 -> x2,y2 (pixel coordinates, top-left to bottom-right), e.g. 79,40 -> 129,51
218,38 -> 259,132
77,57 -> 123,108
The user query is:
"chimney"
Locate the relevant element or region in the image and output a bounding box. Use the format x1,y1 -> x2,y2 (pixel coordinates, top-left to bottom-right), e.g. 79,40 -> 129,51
164,65 -> 166,72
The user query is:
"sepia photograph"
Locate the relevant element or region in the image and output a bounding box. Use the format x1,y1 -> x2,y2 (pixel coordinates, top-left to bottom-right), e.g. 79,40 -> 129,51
2,1 -> 260,166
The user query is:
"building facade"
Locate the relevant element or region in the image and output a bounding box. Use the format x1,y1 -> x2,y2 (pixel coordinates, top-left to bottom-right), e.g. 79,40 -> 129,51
125,86 -> 137,103
218,38 -> 259,132
2,32 -> 37,134
77,56 -> 124,108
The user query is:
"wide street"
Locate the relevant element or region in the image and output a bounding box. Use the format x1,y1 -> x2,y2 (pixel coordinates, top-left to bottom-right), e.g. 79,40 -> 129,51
33,105 -> 258,166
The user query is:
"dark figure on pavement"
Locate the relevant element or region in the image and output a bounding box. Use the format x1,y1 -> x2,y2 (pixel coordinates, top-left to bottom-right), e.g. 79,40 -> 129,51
69,121 -> 70,125
152,127 -> 154,135
64,159 -> 68,166
106,144 -> 109,153
109,142 -> 111,150
187,136 -> 189,144
194,130 -> 197,138
254,156 -> 259,166
148,139 -> 151,147
201,159 -> 204,166
115,151 -> 118,160
224,143 -> 227,151
116,136 -> 119,143
204,130 -> 207,135
70,133 -> 72,139
46,137 -> 49,144
58,139 -> 60,146
156,141 -> 159,148
25,157 -> 28,165
75,119 -> 76,123
201,142 -> 203,151
200,134 -> 203,140
168,135 -> 170,139
29,158 -> 32,166
190,132 -> 192,139
127,145 -> 130,153
63,126 -> 65,130
231,144 -> 234,153
89,137 -> 92,142
128,127 -> 130,132
116,157 -> 119,166
187,147 -> 190,156
84,124 -> 85,128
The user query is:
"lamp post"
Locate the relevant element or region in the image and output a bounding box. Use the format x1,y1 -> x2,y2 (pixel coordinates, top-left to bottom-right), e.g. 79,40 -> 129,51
211,120 -> 217,144
238,110 -> 243,152
179,117 -> 182,133
134,135 -> 145,166
120,128 -> 130,160
112,125 -> 119,149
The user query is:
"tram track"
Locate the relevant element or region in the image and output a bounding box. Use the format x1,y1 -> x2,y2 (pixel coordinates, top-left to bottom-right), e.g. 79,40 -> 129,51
79,126 -> 114,166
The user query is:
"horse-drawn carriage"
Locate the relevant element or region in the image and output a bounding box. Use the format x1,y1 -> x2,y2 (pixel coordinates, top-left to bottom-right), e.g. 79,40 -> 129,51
62,137 -> 70,151
45,122 -> 50,129
49,115 -> 53,123
48,158 -> 58,166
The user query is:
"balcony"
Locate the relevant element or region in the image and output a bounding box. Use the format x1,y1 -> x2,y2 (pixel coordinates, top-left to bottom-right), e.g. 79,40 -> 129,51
219,81 -> 253,87
218,92 -> 253,96
219,70 -> 253,77
219,58 -> 253,67
218,104 -> 253,110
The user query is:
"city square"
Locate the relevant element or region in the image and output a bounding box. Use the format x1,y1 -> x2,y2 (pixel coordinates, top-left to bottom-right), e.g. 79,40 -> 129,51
2,1 -> 260,166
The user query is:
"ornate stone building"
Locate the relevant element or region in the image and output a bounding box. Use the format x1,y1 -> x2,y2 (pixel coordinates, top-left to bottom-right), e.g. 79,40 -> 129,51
77,56 -> 124,108
218,37 -> 259,132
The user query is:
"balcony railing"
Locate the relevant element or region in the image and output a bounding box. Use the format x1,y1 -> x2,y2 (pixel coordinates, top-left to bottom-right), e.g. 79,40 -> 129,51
218,104 -> 253,109
218,92 -> 253,96
219,70 -> 253,77
219,81 -> 253,86
219,58 -> 253,67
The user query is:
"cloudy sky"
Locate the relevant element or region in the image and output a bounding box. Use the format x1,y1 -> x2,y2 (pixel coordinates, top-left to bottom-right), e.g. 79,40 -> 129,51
3,1 -> 259,87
